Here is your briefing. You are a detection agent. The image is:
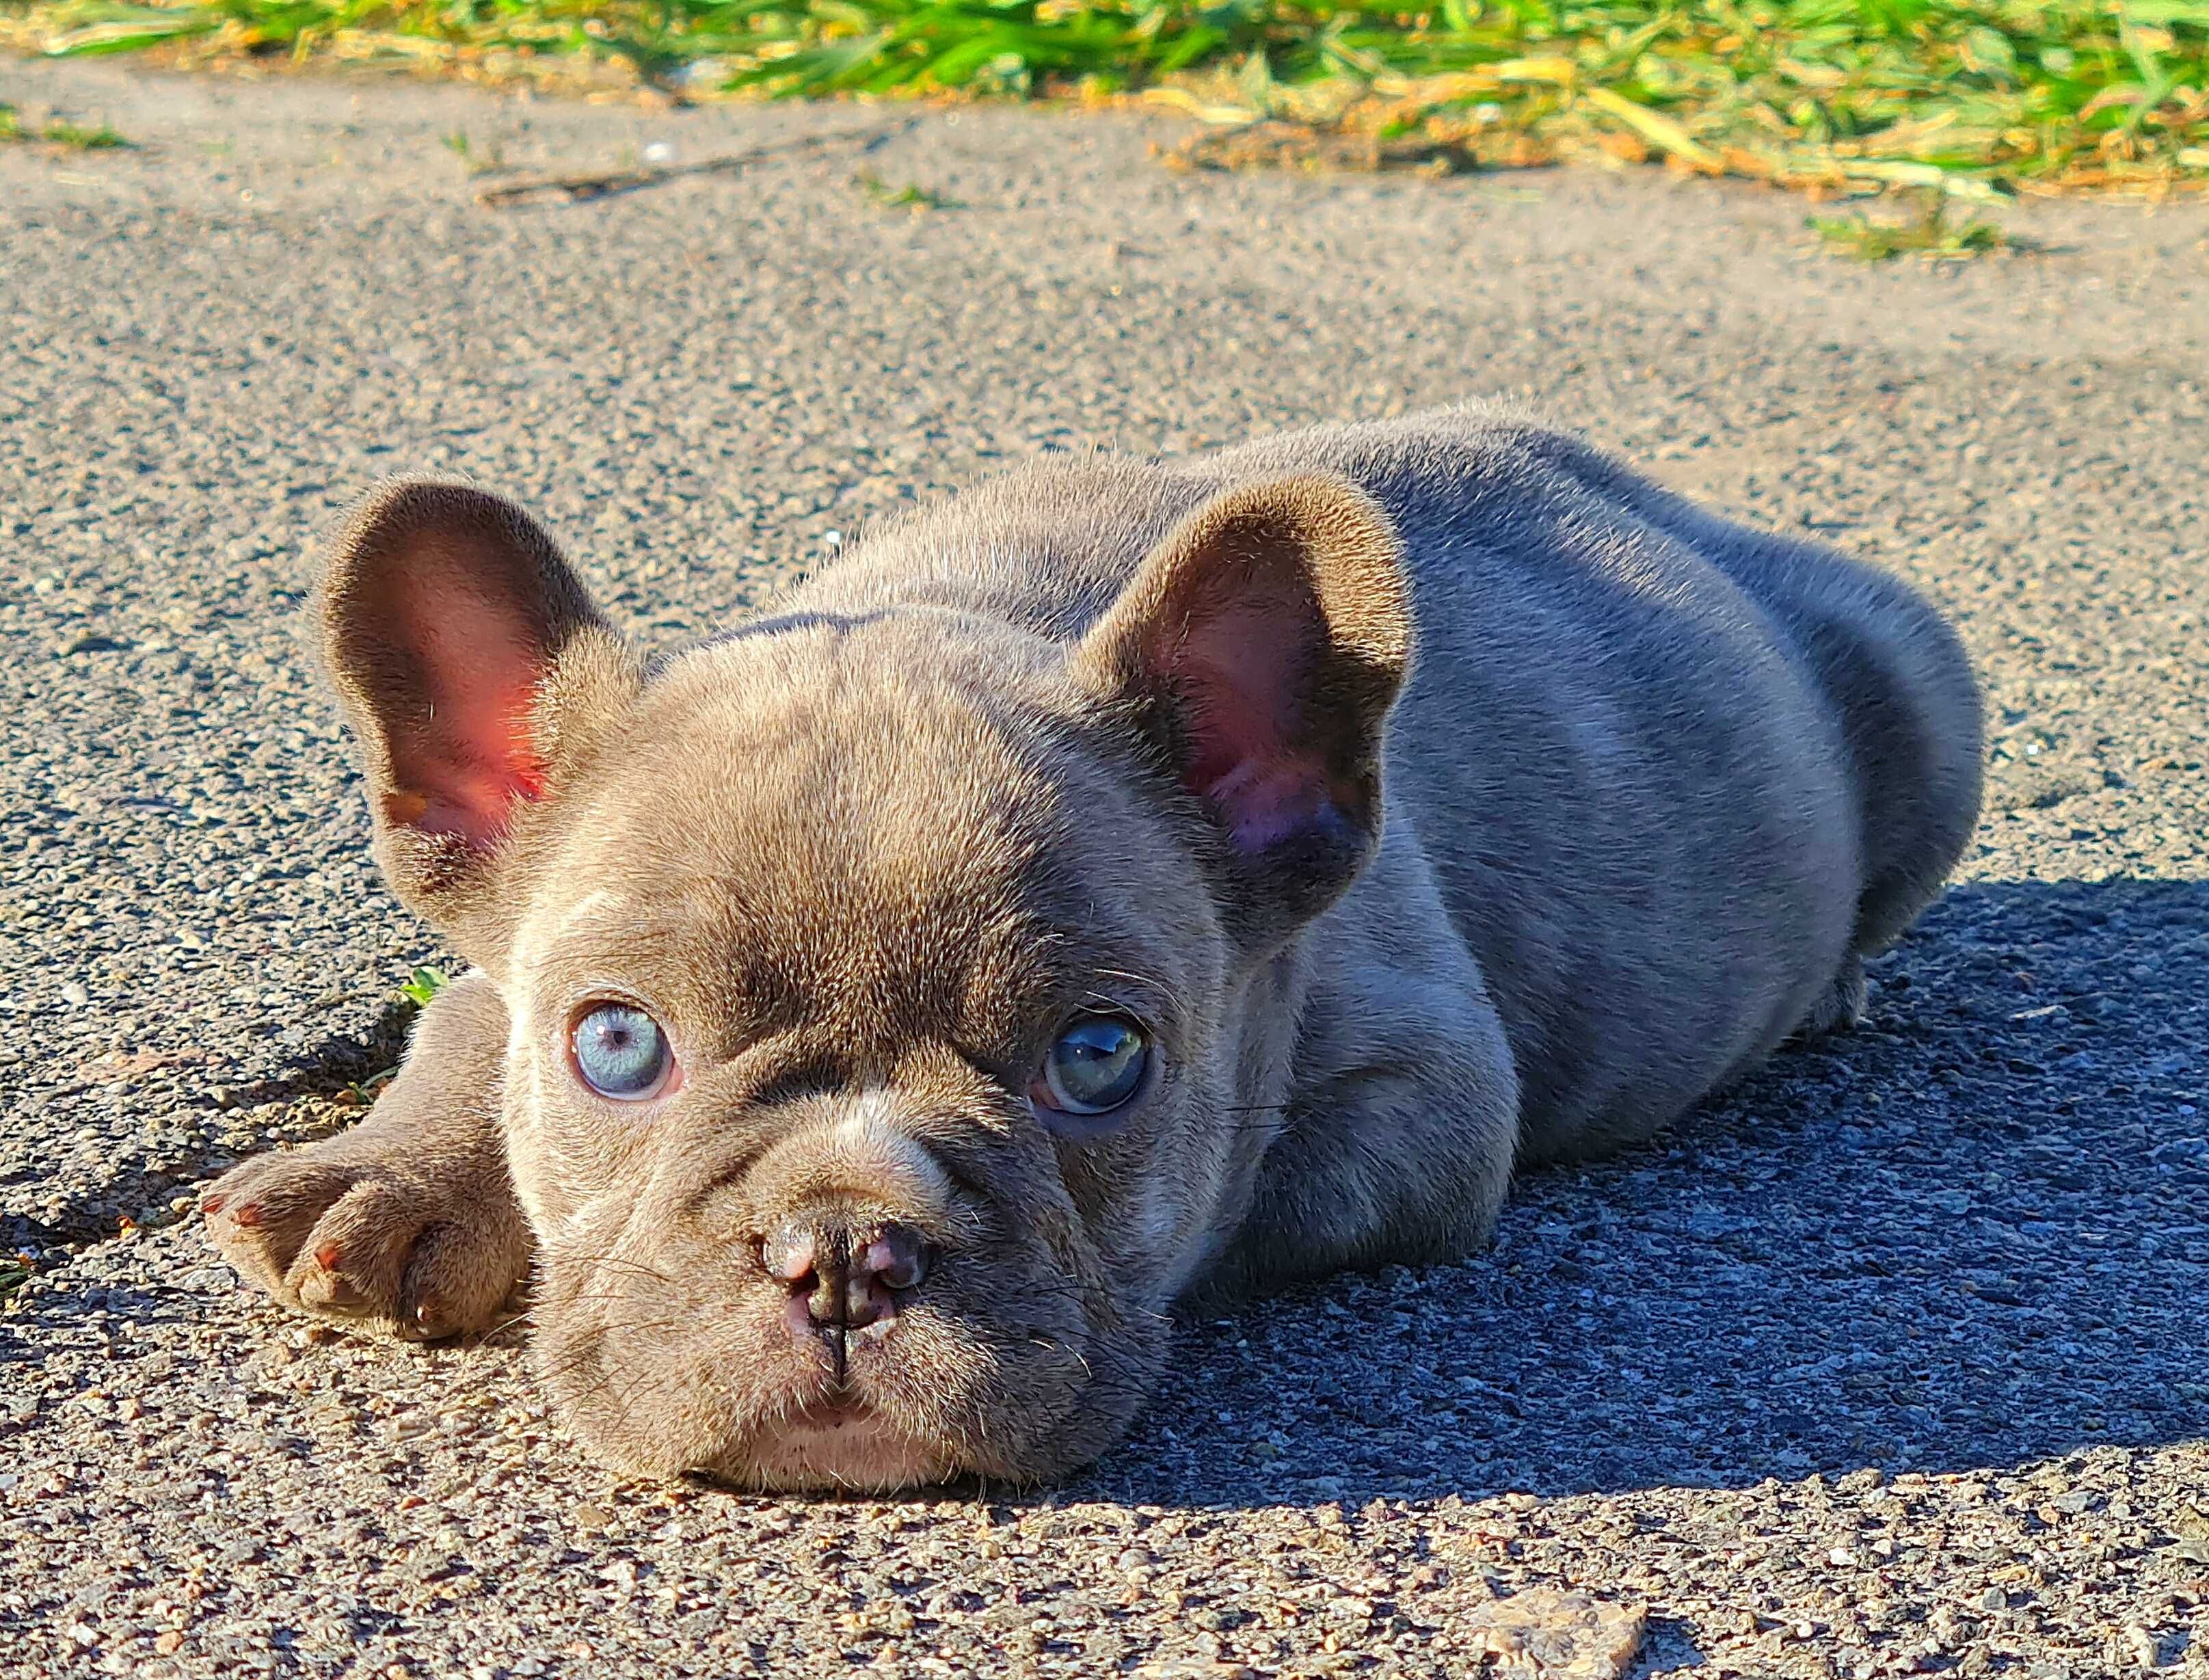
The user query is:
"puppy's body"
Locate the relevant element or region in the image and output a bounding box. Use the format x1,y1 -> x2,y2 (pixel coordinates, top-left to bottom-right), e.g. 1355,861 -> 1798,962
206,407 -> 1982,1489
788,413 -> 1978,1288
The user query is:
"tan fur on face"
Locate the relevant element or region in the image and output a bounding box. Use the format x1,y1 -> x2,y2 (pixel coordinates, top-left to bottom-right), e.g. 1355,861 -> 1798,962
503,617 -> 1232,1485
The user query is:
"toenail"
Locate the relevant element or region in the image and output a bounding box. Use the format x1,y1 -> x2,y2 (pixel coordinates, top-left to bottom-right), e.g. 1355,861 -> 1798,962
314,1241 -> 342,1270
200,1194 -> 226,1216
231,1203 -> 262,1228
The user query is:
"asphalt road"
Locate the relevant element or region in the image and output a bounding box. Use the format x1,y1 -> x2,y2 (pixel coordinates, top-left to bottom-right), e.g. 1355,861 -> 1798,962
3,55 -> 2207,1680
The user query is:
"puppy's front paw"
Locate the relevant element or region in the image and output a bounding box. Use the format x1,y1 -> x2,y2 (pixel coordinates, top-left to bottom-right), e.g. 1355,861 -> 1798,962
202,1138 -> 528,1341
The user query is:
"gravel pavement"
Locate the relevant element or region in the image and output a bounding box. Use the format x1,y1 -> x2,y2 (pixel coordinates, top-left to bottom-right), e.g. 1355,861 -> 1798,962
3,57 -> 2207,1680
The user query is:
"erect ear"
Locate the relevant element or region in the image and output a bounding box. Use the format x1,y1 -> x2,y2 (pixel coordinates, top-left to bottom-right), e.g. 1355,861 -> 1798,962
318,479 -> 641,968
1072,473 -> 1413,950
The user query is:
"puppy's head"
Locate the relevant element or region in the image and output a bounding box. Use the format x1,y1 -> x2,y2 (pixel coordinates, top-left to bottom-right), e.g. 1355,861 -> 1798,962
319,470 -> 1409,1489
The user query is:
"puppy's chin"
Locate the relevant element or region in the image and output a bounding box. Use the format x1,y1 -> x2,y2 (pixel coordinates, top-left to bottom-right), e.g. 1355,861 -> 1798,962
552,1357 -> 1129,1493
710,1411 -> 955,1494
551,1378 -> 961,1493
535,1280 -> 1159,1493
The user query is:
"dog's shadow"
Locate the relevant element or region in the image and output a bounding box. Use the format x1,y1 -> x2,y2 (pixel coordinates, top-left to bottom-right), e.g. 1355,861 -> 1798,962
1086,877 -> 2209,1506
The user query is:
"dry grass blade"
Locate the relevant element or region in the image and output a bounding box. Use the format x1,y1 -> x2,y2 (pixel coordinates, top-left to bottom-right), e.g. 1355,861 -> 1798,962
1579,84 -> 1721,174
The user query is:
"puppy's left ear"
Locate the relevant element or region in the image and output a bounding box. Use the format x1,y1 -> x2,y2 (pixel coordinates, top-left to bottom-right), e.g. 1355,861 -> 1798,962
318,478 -> 643,970
1073,473 -> 1413,951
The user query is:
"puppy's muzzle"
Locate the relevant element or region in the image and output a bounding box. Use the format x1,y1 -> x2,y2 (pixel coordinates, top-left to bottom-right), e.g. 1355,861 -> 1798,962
738,1104 -> 959,1387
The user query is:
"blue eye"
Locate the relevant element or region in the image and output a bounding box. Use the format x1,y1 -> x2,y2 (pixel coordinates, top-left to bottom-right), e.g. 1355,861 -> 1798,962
1036,1016 -> 1150,1117
572,1004 -> 672,1100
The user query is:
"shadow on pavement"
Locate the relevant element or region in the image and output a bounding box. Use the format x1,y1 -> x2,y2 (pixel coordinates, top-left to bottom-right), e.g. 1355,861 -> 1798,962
1093,877 -> 2209,1507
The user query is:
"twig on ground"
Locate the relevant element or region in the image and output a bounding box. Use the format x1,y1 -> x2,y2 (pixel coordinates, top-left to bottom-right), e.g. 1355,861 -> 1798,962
472,117 -> 918,206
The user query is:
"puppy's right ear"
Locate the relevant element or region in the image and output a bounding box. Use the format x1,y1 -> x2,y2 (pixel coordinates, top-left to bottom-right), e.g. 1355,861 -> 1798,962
319,479 -> 641,969
1071,474 -> 1412,956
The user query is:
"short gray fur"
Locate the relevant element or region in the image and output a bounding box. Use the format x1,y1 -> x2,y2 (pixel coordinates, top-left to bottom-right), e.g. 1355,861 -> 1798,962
792,406 -> 1983,1303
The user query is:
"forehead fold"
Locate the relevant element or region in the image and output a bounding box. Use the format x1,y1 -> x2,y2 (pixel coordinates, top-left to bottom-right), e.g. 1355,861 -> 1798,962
531,630 -> 1157,1045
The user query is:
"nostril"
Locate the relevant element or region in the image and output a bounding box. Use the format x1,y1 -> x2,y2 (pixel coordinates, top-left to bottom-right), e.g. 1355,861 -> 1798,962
861,1225 -> 929,1294
759,1226 -> 818,1285
872,1250 -> 922,1294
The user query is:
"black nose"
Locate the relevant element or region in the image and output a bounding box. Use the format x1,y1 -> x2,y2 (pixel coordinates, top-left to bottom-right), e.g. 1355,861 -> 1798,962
760,1217 -> 930,1331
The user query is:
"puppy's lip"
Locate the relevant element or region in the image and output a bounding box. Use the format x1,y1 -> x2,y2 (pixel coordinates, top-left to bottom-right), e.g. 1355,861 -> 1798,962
780,1292 -> 904,1346
794,1398 -> 873,1430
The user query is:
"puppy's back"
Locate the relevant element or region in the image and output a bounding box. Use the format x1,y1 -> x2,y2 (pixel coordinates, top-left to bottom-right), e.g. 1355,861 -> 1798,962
802,405 -> 1983,1160
1449,417 -> 1983,959
1184,407 -> 1982,1157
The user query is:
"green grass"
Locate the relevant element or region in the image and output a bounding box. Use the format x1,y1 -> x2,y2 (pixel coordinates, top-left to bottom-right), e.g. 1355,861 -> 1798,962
0,98 -> 129,147
439,125 -> 506,172
853,166 -> 962,207
397,964 -> 448,1007
323,965 -> 445,1107
338,1067 -> 400,1104
2,1 -> 2205,195
1809,185 -> 2016,254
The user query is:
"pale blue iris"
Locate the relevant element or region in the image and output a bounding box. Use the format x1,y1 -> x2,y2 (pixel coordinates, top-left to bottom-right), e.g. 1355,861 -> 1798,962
573,1004 -> 668,1099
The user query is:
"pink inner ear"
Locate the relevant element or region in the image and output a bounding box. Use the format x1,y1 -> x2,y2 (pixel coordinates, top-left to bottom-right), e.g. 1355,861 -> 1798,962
1200,753 -> 1338,852
387,585 -> 550,849
1167,598 -> 1337,853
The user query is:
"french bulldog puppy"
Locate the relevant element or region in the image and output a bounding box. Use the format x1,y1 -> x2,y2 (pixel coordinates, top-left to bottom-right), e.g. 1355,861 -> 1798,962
204,406 -> 1983,1491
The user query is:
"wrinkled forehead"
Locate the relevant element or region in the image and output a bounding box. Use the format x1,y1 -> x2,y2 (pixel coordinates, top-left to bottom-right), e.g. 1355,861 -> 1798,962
513,619 -> 1218,1056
